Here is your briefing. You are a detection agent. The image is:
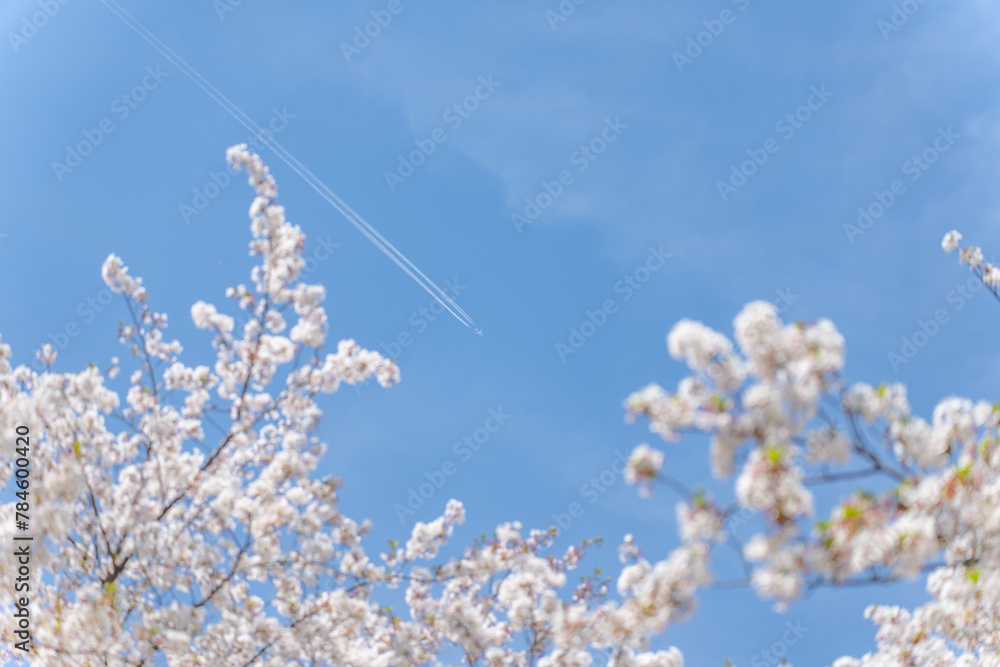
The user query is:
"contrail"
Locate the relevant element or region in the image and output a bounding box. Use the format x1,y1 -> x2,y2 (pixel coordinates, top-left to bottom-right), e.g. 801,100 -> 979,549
99,0 -> 476,331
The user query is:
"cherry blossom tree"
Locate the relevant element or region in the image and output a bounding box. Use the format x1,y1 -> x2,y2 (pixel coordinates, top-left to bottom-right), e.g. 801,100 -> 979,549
0,147 -> 688,667
0,146 -> 997,666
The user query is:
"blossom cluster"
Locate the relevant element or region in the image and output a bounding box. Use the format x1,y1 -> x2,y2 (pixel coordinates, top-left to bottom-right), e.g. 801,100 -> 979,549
619,228 -> 1000,665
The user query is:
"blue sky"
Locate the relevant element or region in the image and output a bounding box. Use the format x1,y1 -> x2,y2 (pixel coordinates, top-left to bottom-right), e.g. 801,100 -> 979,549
2,0 -> 1000,663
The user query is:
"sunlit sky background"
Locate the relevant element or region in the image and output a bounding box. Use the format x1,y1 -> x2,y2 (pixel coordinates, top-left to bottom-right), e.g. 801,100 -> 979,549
2,0 -> 1000,663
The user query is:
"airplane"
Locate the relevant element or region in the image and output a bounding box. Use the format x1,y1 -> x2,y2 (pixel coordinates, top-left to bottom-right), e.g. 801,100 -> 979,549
474,328 -> 484,336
